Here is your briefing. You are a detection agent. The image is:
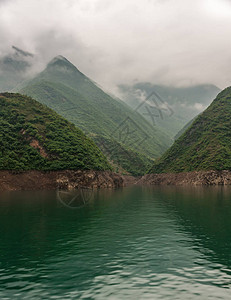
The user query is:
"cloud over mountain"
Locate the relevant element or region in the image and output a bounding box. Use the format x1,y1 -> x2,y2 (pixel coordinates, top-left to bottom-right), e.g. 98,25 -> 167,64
0,0 -> 231,93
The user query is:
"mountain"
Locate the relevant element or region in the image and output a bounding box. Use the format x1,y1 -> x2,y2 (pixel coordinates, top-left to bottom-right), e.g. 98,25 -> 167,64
174,117 -> 197,140
149,87 -> 231,173
118,82 -> 221,138
0,46 -> 34,92
0,93 -> 110,171
19,56 -> 172,175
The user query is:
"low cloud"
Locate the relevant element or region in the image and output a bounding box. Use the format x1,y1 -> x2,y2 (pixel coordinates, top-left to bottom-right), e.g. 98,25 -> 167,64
0,0 -> 231,94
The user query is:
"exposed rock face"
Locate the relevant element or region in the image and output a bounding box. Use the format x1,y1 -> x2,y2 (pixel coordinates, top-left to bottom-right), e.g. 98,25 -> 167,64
56,170 -> 124,190
3,169 -> 230,191
138,170 -> 231,186
0,170 -> 126,191
29,139 -> 49,158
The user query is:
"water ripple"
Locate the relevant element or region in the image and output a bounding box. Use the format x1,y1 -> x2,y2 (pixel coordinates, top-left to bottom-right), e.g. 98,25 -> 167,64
0,187 -> 231,299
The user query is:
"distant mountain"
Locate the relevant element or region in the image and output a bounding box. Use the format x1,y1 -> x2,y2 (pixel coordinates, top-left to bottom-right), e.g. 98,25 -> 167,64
19,56 -> 172,175
11,46 -> 33,58
118,83 -> 221,138
0,93 -> 110,171
149,87 -> 231,173
0,46 -> 34,92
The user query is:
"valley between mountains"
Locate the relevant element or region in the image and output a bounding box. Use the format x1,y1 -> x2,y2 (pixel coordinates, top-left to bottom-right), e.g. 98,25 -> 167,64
1,48 -> 231,190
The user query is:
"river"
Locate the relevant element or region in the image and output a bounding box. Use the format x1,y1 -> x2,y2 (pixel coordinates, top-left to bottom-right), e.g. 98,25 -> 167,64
0,186 -> 231,299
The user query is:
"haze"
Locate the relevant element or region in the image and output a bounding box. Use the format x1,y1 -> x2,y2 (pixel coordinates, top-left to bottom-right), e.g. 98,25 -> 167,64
0,0 -> 231,94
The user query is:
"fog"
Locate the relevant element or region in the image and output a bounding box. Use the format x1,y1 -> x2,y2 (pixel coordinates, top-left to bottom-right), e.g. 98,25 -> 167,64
0,0 -> 231,94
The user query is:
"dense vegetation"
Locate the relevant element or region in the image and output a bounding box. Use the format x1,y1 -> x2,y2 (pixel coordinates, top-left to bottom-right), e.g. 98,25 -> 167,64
0,93 -> 110,171
149,87 -> 231,173
19,56 -> 171,175
174,117 -> 197,140
95,136 -> 153,176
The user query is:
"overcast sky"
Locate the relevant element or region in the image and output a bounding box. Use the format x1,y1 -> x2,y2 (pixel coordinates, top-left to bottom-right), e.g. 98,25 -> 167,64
0,0 -> 231,93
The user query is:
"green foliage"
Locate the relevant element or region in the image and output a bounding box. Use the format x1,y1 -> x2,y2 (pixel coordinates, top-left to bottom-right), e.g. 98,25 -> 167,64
0,93 -> 111,171
149,87 -> 231,173
18,56 -> 172,175
95,136 -> 154,176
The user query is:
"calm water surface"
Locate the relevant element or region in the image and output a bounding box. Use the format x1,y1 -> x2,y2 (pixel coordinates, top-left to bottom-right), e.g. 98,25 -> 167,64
0,186 -> 231,299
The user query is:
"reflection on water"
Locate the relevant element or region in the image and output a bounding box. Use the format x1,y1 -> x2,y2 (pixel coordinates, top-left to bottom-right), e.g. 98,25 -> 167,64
57,187 -> 94,209
0,186 -> 231,299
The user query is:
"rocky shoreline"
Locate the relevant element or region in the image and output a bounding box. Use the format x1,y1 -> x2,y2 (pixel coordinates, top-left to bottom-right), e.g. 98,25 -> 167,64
1,170 -> 231,191
0,170 -> 134,192
138,170 -> 231,186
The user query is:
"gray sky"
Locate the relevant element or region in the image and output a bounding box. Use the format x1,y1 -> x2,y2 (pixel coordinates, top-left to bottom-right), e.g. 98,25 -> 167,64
0,0 -> 231,93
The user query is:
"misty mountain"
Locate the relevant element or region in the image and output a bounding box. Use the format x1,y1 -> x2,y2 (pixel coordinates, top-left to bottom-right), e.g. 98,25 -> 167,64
149,86 -> 231,173
0,46 -> 34,92
19,56 -> 172,175
118,82 -> 221,138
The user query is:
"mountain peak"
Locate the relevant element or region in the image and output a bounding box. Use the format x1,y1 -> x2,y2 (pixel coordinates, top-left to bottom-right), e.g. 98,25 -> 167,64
47,55 -> 77,71
12,46 -> 34,58
51,55 -> 69,63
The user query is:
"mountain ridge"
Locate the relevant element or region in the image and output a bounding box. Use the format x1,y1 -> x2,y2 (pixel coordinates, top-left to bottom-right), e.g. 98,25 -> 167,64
19,55 -> 172,175
119,82 -> 221,138
149,86 -> 231,173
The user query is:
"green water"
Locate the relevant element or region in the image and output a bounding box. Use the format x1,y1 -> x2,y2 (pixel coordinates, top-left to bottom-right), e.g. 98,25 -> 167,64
0,186 -> 231,299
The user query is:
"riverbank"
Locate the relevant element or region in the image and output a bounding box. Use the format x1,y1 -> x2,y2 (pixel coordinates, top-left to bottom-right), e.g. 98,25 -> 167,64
0,170 -> 134,191
2,169 -> 231,191
138,170 -> 231,185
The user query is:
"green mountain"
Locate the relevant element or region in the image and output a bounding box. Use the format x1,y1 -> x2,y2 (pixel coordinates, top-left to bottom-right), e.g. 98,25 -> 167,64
174,117 -> 197,140
149,87 -> 231,173
118,82 -> 221,138
0,93 -> 110,171
19,56 -> 172,175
